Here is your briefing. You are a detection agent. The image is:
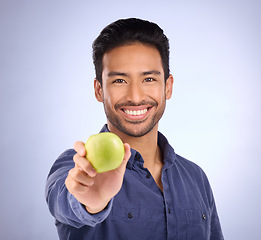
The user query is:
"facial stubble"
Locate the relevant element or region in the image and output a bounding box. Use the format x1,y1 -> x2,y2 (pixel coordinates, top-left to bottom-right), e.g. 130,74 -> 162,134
103,97 -> 166,138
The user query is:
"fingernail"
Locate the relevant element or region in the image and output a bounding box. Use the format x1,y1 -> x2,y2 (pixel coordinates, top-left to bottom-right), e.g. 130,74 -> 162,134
89,168 -> 97,177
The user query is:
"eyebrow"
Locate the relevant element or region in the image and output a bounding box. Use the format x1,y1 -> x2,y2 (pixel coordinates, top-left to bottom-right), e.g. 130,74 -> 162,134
107,71 -> 128,77
141,70 -> 161,76
107,70 -> 161,77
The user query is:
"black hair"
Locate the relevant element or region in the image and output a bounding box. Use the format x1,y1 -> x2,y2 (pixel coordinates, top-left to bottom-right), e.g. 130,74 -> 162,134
92,18 -> 170,85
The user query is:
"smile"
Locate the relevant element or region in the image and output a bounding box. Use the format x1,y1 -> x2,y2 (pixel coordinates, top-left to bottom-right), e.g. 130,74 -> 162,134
124,109 -> 148,116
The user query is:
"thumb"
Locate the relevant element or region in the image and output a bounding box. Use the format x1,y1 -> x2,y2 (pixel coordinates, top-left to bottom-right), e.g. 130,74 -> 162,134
123,143 -> 131,163
118,143 -> 131,171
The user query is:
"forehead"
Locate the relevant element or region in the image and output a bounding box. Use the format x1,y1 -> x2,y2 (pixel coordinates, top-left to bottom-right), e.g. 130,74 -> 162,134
102,43 -> 163,74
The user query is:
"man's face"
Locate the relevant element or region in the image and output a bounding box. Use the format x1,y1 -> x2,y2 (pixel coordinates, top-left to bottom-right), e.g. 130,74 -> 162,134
94,43 -> 173,137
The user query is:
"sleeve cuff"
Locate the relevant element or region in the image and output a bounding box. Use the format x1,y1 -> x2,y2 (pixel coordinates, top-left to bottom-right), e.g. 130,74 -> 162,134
68,193 -> 113,227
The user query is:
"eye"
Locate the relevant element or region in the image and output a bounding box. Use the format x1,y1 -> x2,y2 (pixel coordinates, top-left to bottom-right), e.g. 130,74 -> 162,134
113,79 -> 126,84
144,77 -> 156,82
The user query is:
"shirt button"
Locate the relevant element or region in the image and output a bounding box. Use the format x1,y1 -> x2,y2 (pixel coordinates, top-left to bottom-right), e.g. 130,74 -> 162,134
128,212 -> 133,219
202,214 -> 206,220
168,208 -> 171,214
146,173 -> 151,178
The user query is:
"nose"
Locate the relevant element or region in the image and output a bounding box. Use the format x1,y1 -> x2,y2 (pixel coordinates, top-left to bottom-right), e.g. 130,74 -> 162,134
125,82 -> 145,104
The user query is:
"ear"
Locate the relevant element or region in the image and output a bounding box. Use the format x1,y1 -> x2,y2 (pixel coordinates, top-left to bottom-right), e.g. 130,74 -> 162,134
94,79 -> 103,102
165,74 -> 174,100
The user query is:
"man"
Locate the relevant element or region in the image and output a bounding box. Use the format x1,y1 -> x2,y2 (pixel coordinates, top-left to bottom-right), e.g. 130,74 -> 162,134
45,18 -> 224,240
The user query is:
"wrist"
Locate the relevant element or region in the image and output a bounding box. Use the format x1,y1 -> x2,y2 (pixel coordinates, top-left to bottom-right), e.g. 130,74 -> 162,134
85,201 -> 110,214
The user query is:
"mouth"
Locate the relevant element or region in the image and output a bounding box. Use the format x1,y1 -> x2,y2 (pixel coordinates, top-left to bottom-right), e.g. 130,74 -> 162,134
120,105 -> 152,121
123,108 -> 148,116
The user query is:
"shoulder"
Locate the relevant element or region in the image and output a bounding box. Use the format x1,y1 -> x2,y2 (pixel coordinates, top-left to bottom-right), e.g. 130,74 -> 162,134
175,154 -> 205,173
174,154 -> 209,182
159,131 -> 210,184
173,154 -> 214,202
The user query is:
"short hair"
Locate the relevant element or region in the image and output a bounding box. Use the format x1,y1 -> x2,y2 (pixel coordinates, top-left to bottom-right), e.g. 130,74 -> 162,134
92,18 -> 170,85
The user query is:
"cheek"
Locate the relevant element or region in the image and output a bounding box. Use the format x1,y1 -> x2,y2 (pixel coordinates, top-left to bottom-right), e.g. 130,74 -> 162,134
103,91 -> 119,109
149,87 -> 166,103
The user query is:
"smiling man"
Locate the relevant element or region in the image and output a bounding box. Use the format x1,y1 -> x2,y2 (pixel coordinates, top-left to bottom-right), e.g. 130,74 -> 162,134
45,18 -> 224,240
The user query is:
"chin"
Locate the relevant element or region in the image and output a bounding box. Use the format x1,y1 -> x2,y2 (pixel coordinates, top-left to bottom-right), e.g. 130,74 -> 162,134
117,122 -> 157,138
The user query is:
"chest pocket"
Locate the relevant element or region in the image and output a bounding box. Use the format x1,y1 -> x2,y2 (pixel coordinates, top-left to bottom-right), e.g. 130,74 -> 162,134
176,208 -> 211,240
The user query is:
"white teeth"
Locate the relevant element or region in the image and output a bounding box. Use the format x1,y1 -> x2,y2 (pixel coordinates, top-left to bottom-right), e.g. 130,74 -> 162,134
124,109 -> 148,116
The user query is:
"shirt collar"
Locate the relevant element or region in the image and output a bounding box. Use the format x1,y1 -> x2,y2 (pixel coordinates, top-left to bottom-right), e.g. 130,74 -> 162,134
99,124 -> 176,170
99,124 -> 110,133
157,131 -> 176,169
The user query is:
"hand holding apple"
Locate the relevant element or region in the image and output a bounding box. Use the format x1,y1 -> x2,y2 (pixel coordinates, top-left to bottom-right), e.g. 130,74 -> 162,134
65,135 -> 131,214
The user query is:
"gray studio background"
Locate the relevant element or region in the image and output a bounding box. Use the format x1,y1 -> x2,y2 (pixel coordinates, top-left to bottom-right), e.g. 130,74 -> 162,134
1,0 -> 260,239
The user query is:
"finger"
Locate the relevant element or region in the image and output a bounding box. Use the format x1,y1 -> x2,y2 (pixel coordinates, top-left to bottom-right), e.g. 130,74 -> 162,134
69,168 -> 95,186
65,173 -> 89,194
74,141 -> 86,157
73,153 -> 97,177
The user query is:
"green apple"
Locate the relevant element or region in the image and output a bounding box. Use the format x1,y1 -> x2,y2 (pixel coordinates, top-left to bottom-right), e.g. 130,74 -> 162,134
84,132 -> 125,173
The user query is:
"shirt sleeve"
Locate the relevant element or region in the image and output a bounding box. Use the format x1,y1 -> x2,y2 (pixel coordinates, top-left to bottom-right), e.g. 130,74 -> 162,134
45,149 -> 113,228
203,173 -> 224,240
210,199 -> 224,240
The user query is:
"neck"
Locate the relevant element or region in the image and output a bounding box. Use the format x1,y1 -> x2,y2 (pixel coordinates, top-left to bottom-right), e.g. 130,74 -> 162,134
107,123 -> 160,165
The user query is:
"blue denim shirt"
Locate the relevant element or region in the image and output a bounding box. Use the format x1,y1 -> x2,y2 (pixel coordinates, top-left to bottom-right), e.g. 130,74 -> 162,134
46,125 -> 224,240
